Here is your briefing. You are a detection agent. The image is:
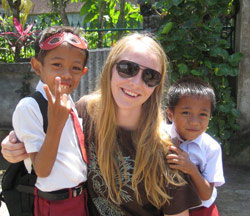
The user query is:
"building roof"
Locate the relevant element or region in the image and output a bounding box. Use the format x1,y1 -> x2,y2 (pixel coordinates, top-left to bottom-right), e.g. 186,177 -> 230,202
0,0 -> 139,15
29,0 -> 84,14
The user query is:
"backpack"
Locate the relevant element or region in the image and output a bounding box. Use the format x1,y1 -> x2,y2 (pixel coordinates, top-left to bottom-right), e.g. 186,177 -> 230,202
0,91 -> 48,216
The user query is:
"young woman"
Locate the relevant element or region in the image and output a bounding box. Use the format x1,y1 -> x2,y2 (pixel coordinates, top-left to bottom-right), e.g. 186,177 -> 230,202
2,33 -> 201,215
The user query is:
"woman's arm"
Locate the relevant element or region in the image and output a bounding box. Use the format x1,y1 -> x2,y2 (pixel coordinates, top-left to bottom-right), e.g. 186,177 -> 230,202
165,209 -> 189,216
1,131 -> 28,163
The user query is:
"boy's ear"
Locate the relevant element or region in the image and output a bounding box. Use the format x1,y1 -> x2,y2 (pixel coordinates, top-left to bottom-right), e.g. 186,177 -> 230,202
81,67 -> 88,76
30,57 -> 42,76
166,108 -> 174,122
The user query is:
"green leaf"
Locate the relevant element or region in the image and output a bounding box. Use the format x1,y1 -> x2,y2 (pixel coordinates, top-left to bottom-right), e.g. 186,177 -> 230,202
129,13 -> 139,19
209,18 -> 223,32
196,42 -> 209,51
207,0 -> 220,7
168,29 -> 186,41
80,0 -> 93,16
231,108 -> 239,117
215,64 -> 234,76
228,52 -> 244,67
172,0 -> 183,6
216,39 -> 230,48
221,129 -> 231,140
162,22 -> 174,34
230,68 -> 238,76
205,60 -> 213,69
218,104 -> 232,113
221,77 -> 229,87
177,63 -> 188,74
83,12 -> 96,24
164,43 -> 176,53
218,119 -> 226,128
210,47 -> 229,59
191,69 -> 202,76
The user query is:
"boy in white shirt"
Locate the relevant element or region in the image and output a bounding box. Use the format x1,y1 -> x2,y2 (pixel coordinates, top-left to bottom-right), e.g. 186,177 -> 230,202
12,26 -> 89,216
165,76 -> 225,216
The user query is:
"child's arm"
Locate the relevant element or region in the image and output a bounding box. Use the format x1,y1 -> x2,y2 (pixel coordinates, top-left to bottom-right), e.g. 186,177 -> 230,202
29,77 -> 71,177
166,145 -> 214,201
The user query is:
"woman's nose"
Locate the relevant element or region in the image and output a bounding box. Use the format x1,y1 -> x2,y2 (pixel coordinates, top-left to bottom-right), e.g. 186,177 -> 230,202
129,69 -> 143,86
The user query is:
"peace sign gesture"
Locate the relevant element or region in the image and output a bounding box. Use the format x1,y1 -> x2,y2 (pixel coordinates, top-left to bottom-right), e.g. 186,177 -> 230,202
43,76 -> 71,131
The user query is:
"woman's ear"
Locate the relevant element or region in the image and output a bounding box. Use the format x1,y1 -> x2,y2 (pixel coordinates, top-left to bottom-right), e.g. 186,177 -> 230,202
30,57 -> 42,76
81,67 -> 88,77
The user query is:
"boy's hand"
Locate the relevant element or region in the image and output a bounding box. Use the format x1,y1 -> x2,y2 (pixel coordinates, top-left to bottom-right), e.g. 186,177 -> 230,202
166,145 -> 197,175
43,77 -> 71,130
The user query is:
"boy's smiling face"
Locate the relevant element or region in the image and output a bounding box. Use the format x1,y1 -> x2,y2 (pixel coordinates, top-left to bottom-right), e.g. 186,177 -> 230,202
167,96 -> 211,141
31,42 -> 87,96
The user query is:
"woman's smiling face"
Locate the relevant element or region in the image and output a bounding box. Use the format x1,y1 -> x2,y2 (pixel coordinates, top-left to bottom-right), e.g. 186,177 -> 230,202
111,43 -> 161,113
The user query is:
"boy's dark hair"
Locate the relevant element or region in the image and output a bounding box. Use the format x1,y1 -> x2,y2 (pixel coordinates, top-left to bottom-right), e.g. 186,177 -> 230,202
166,76 -> 216,113
34,26 -> 89,66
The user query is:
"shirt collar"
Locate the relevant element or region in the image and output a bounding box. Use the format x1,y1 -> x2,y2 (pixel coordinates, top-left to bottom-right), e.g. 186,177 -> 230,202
170,123 -> 203,147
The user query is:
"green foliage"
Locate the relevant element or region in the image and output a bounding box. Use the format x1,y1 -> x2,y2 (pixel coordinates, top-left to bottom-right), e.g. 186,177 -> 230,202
154,0 -> 242,153
0,16 -> 36,62
74,0 -> 143,48
0,16 -> 15,62
33,13 -> 63,29
0,14 -> 62,63
2,0 -> 34,28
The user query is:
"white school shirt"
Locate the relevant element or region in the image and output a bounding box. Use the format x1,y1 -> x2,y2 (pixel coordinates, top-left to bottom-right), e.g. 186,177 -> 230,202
165,123 -> 225,208
12,80 -> 87,192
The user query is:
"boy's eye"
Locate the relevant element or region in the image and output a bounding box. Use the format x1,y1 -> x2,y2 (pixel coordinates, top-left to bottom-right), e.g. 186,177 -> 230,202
72,66 -> 83,74
52,63 -> 61,67
182,111 -> 189,115
73,66 -> 82,71
200,113 -> 209,117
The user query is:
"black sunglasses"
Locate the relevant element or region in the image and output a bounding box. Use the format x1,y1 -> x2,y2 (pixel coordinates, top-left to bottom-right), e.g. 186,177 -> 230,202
115,60 -> 162,87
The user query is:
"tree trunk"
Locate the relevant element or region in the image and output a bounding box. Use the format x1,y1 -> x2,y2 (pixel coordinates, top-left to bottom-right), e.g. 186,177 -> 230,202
58,0 -> 70,26
7,0 -> 21,22
7,0 -> 21,61
98,1 -> 106,48
118,0 -> 125,39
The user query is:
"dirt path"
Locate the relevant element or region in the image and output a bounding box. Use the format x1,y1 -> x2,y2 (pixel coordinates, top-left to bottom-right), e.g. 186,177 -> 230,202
216,160 -> 250,216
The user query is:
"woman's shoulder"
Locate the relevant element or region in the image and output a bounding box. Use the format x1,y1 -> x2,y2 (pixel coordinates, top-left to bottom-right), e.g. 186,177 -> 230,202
76,92 -> 100,117
76,94 -> 92,107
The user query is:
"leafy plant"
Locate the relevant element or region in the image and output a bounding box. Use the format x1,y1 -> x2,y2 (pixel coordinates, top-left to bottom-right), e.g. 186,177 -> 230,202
153,0 -> 242,154
0,17 -> 37,62
74,0 -> 143,48
1,0 -> 34,28
49,0 -> 70,25
32,13 -> 63,29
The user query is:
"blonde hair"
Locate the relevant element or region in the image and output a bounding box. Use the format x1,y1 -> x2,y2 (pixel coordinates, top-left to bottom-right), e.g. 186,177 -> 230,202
87,33 -> 185,208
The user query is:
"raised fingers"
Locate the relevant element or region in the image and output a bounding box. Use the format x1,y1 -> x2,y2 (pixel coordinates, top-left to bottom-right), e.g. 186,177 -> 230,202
43,84 -> 53,105
61,93 -> 72,111
54,76 -> 61,104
